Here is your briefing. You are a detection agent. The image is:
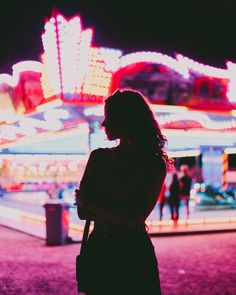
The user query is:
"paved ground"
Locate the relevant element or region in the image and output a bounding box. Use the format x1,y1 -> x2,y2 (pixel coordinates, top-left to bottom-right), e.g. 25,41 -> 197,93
0,225 -> 236,295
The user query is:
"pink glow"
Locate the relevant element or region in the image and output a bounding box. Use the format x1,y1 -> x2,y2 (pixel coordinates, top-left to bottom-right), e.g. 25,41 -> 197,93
176,54 -> 229,79
41,14 -> 122,100
42,14 -> 95,98
226,61 -> 236,103
74,28 -> 93,93
41,19 -> 61,97
0,74 -> 17,87
0,61 -> 42,87
1,12 -> 236,107
157,112 -> 236,130
12,61 -> 42,74
119,51 -> 189,78
82,47 -> 113,97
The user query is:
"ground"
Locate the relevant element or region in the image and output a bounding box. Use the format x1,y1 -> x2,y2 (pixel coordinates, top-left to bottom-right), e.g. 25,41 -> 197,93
0,225 -> 235,295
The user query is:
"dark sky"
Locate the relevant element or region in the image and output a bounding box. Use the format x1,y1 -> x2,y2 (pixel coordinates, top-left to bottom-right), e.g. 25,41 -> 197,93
1,0 -> 235,73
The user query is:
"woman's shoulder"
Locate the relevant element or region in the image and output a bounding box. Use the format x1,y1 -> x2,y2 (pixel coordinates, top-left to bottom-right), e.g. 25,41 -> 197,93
89,148 -> 117,161
91,147 -> 115,155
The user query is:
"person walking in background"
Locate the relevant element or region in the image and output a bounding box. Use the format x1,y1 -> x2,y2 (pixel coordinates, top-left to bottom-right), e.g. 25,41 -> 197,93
169,173 -> 180,222
179,165 -> 192,219
74,89 -> 172,295
158,182 -> 166,221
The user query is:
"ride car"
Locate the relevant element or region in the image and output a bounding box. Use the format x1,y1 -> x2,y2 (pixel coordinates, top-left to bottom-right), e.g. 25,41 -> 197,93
192,184 -> 236,209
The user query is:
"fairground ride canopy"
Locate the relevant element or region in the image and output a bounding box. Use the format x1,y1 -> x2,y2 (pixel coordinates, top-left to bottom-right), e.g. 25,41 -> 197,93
0,11 -> 236,153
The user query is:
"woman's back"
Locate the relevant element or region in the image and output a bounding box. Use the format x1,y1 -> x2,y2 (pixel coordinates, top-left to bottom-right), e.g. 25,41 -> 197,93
75,89 -> 169,295
91,147 -> 166,224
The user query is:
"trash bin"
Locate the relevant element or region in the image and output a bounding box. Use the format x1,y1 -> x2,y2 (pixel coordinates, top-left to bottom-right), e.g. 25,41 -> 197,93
43,199 -> 70,246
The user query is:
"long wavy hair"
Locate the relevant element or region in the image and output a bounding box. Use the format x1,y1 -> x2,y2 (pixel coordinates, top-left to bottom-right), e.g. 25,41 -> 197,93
104,89 -> 172,166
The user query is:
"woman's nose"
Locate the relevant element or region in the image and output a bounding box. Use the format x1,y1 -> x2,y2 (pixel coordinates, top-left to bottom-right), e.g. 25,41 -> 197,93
101,120 -> 106,127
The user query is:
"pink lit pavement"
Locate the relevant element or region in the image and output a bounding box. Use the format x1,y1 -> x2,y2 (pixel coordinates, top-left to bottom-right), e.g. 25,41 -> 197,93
0,224 -> 236,295
0,199 -> 236,294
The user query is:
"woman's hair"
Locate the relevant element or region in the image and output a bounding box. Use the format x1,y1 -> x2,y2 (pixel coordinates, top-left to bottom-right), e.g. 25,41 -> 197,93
105,89 -> 172,165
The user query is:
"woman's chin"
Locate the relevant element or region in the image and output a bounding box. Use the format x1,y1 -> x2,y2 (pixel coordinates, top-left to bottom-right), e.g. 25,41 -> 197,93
106,133 -> 117,141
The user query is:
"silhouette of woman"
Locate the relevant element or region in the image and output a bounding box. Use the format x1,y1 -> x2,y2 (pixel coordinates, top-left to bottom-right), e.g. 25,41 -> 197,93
74,89 -> 170,295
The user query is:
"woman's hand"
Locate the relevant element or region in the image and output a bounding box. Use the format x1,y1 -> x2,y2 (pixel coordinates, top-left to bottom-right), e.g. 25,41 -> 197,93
74,189 -> 96,220
74,189 -> 87,219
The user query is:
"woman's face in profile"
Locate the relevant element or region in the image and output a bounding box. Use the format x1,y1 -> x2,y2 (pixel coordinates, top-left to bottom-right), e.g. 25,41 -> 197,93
101,104 -> 119,140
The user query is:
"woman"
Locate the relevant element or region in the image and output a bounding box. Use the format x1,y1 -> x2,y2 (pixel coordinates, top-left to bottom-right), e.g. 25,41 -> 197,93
74,89 -> 171,295
169,173 -> 181,222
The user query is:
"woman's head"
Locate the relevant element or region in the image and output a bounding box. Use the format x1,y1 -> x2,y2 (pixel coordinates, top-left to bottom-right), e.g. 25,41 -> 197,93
102,89 -> 170,162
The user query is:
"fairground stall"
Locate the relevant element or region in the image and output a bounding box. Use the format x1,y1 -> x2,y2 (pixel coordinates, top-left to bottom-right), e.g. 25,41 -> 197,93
0,12 -> 236,237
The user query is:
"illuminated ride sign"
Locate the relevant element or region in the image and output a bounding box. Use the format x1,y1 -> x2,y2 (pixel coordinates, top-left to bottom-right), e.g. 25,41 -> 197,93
40,13 -> 236,105
1,12 -> 236,107
41,13 -> 121,103
0,12 -> 236,148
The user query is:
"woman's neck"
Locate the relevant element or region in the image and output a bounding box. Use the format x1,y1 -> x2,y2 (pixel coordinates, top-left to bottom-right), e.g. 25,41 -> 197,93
119,139 -> 135,150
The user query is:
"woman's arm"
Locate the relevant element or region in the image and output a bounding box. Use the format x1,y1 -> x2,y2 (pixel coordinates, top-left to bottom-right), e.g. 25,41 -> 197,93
78,149 -> 101,200
76,149 -> 140,224
75,188 -> 144,226
76,149 -> 166,226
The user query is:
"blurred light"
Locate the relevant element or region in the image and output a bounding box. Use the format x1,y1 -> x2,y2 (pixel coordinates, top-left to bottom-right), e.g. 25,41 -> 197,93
0,61 -> 42,88
83,105 -> 104,116
59,165 -> 67,172
231,110 -> 236,116
99,47 -> 123,71
5,114 -> 24,124
68,161 -> 78,172
176,54 -> 229,79
226,62 -> 236,103
49,165 -> 57,172
36,98 -> 63,112
119,51 -> 189,78
151,104 -> 188,113
0,74 -> 17,87
167,149 -> 201,158
41,13 -> 113,99
158,112 -> 236,130
225,147 -> 236,154
12,61 -> 42,74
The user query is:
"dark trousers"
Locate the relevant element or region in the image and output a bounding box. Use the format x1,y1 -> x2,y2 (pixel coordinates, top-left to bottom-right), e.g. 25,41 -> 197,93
159,201 -> 165,220
169,201 -> 180,221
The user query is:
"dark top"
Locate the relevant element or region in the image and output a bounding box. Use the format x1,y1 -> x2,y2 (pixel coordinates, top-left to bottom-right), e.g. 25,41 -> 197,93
78,146 -> 167,228
77,146 -> 165,294
180,175 -> 192,195
169,180 -> 180,200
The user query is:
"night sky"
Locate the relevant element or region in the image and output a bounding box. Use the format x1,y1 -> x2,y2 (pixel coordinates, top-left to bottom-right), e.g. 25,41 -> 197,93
0,0 -> 235,73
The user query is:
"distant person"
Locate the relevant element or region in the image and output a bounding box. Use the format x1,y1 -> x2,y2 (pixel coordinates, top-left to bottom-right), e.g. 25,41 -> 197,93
74,89 -> 172,294
169,173 -> 181,222
158,182 -> 166,221
179,165 -> 192,218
